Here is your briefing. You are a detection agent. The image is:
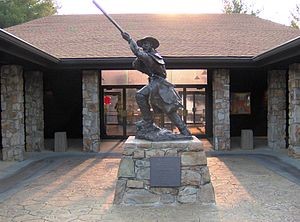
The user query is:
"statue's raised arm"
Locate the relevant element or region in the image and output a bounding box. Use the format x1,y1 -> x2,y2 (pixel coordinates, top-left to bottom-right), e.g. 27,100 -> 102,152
121,32 -> 140,56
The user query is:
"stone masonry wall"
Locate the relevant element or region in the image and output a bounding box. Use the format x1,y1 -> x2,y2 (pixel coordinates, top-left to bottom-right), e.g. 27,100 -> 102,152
267,70 -> 286,149
25,71 -> 44,152
212,69 -> 230,150
288,64 -> 300,158
114,136 -> 215,205
1,65 -> 25,161
82,70 -> 100,152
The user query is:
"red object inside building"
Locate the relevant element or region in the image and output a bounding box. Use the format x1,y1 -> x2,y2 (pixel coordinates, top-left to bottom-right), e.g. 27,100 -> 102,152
104,96 -> 111,105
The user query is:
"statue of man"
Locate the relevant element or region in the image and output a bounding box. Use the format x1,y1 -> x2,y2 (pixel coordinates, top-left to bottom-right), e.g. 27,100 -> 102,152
122,32 -> 192,140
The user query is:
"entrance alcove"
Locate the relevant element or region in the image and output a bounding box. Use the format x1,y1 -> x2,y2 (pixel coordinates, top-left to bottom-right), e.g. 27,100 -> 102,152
230,69 -> 268,149
43,70 -> 83,151
101,69 -> 210,139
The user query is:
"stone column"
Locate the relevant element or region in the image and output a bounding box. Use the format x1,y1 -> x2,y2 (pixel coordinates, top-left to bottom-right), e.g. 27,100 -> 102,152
82,70 -> 100,152
212,69 -> 230,150
288,64 -> 300,158
25,71 -> 44,152
1,65 -> 25,161
267,70 -> 286,149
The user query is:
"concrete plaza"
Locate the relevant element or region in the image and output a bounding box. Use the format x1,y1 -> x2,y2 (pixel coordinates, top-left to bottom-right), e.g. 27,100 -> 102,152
0,140 -> 299,222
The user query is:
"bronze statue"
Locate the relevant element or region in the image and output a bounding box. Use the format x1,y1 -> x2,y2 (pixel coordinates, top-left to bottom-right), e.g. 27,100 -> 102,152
121,33 -> 192,140
93,0 -> 192,141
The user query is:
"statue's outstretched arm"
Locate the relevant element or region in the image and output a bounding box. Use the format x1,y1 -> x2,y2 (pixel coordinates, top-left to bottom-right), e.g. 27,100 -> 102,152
121,32 -> 148,59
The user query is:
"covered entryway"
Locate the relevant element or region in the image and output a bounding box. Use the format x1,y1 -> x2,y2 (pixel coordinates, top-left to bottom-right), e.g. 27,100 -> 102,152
100,69 -> 210,139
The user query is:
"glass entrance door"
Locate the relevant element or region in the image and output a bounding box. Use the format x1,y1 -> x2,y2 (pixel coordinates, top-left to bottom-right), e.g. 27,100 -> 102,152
185,88 -> 206,135
103,88 -> 124,136
102,87 -> 142,138
101,86 -> 207,138
165,87 -> 206,136
100,69 -> 209,138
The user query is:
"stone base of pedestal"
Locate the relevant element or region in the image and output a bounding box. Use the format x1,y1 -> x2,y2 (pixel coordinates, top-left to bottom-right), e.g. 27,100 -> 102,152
113,136 -> 215,205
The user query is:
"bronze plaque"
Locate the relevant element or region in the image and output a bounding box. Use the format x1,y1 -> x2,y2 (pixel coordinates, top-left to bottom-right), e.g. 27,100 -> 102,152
150,157 -> 181,187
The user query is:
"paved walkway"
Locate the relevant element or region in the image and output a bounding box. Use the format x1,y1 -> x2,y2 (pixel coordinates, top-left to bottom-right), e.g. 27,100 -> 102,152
0,143 -> 299,221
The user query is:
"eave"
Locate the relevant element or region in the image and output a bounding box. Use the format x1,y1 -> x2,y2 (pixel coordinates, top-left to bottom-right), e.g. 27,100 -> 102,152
253,36 -> 300,68
0,29 -> 60,69
59,56 -> 254,70
1,29 -> 300,71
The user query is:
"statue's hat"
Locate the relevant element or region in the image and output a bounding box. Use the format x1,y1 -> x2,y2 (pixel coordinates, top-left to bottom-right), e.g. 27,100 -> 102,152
137,36 -> 160,49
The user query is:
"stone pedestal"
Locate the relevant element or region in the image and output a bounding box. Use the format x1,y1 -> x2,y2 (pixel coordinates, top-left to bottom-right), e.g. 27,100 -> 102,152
114,136 -> 215,205
54,132 -> 67,152
241,129 -> 254,150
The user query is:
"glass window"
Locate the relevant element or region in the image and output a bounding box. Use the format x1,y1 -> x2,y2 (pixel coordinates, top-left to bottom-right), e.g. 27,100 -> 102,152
101,69 -> 207,85
167,70 -> 207,85
102,70 -> 148,85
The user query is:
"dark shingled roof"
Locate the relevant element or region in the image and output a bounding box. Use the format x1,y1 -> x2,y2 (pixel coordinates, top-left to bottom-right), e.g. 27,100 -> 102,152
5,14 -> 300,59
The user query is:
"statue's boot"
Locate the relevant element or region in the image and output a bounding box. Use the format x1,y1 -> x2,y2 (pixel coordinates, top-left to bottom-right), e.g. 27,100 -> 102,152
167,112 -> 192,136
136,119 -> 161,132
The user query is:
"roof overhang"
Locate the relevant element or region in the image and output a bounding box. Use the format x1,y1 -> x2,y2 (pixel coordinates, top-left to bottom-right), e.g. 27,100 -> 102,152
0,29 -> 60,69
58,56 -> 254,70
1,29 -> 299,71
253,36 -> 300,67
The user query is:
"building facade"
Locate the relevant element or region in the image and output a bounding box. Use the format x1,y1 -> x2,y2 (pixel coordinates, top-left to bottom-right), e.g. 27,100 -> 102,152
1,14 -> 300,160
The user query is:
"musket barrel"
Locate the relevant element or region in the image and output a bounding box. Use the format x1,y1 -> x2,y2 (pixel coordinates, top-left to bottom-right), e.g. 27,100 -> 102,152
92,0 -> 125,34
